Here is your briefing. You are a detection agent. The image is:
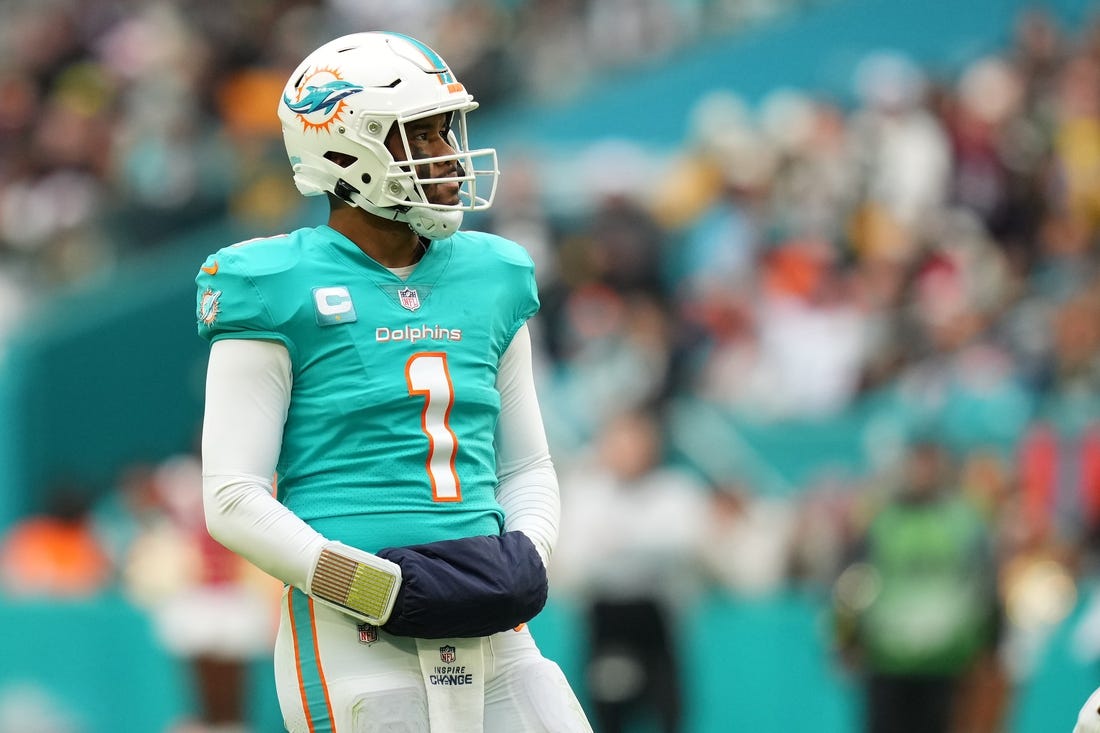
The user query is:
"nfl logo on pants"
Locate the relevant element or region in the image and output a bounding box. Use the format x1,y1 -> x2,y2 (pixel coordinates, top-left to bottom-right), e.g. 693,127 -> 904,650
439,645 -> 456,664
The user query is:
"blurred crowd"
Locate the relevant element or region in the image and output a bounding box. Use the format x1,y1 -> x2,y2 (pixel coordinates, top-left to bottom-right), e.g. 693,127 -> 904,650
3,0 -> 1100,731
526,6 -> 1100,731
526,7 -> 1100,731
0,0 -> 809,342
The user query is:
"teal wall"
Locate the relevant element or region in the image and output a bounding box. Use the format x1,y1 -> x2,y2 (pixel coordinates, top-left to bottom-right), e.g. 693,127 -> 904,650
0,244 -> 207,525
0,220 -> 283,529
0,351 -> 19,532
0,593 -> 282,732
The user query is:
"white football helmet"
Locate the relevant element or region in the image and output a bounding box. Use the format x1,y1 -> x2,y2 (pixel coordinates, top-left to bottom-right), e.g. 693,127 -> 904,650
278,32 -> 498,239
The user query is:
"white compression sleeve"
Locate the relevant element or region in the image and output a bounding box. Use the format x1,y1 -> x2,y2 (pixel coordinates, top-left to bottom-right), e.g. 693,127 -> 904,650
201,338 -> 326,590
494,324 -> 560,567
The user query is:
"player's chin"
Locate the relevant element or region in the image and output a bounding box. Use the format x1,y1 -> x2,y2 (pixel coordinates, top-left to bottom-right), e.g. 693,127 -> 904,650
427,184 -> 462,207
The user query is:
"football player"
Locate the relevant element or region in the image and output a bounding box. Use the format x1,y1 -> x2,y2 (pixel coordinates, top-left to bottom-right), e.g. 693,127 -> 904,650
196,31 -> 592,733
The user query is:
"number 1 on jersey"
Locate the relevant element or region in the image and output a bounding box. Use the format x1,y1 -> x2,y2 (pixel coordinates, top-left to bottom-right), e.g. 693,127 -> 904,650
406,352 -> 461,502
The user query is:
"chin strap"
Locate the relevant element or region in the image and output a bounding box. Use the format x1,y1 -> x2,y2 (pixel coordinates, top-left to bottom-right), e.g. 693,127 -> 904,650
348,187 -> 462,240
407,208 -> 463,240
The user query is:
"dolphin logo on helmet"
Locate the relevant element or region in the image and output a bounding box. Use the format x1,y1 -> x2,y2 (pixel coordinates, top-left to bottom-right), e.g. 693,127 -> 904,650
284,79 -> 364,117
283,67 -> 364,134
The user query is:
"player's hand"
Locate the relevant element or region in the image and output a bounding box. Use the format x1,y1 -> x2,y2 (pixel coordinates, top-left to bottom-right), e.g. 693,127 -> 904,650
378,531 -> 548,638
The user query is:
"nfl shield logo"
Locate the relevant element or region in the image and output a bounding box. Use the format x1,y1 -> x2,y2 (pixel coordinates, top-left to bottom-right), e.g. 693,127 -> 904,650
439,645 -> 456,664
358,623 -> 378,644
398,286 -> 420,311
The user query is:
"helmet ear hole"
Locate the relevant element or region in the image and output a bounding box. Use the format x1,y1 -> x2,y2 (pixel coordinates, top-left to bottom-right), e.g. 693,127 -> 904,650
361,173 -> 372,184
324,151 -> 358,168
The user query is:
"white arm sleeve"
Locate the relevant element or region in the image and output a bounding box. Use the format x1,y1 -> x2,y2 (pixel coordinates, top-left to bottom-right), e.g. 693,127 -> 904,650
494,324 -> 560,568
201,338 -> 327,590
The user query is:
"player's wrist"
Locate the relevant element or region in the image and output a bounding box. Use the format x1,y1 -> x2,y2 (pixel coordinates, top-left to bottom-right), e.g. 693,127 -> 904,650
308,541 -> 402,625
512,529 -> 551,569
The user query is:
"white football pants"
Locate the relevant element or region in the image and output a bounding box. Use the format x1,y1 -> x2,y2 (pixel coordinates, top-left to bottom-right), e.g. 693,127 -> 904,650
273,587 -> 593,733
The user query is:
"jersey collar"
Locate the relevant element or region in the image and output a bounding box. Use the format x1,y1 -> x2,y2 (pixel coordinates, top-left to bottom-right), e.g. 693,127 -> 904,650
318,224 -> 454,286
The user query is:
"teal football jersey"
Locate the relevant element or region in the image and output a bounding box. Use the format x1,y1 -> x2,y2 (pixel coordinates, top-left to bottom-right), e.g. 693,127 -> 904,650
195,225 -> 539,553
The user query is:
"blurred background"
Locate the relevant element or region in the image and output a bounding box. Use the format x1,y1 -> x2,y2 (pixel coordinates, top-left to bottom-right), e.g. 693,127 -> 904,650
1,0 -> 1099,731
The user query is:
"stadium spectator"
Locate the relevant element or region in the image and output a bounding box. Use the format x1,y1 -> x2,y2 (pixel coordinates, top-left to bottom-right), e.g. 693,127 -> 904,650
555,406 -> 711,733
832,438 -> 1004,733
0,482 -> 111,597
